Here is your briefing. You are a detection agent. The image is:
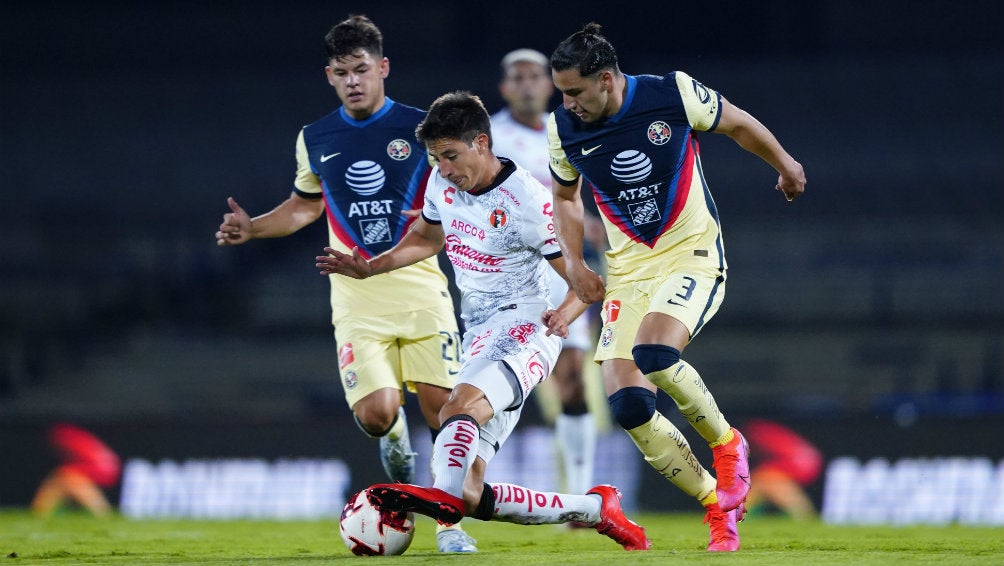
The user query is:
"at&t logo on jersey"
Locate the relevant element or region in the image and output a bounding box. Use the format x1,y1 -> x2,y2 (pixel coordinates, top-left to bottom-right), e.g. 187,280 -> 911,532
611,150 -> 652,184
345,161 -> 386,196
647,121 -> 672,145
386,139 -> 412,161
609,150 -> 663,226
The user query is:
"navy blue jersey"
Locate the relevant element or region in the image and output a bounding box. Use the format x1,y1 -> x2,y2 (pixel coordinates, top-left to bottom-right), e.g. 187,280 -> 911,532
548,72 -> 726,280
293,98 -> 450,317
294,98 -> 431,259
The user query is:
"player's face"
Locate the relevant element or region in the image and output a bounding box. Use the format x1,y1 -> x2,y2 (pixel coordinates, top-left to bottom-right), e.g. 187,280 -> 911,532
427,134 -> 492,192
325,49 -> 389,120
552,68 -> 612,123
499,61 -> 554,118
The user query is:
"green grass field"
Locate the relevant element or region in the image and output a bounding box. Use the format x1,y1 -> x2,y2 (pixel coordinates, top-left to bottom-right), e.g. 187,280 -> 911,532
1,509 -> 1001,565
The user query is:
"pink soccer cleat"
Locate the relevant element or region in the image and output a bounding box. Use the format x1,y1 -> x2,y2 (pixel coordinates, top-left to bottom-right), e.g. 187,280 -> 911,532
712,427 -> 751,511
704,501 -> 744,552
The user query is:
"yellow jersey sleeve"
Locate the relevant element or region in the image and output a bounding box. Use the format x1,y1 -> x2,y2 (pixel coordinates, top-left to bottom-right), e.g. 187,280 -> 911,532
293,129 -> 322,195
675,71 -> 721,132
547,112 -> 579,185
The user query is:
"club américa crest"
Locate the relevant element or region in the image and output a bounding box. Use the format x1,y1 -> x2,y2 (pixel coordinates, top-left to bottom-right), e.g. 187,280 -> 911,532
387,139 -> 412,161
647,121 -> 671,145
343,370 -> 358,389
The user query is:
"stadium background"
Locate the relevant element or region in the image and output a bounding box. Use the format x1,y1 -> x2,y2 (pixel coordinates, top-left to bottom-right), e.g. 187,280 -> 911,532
2,0 -> 1002,517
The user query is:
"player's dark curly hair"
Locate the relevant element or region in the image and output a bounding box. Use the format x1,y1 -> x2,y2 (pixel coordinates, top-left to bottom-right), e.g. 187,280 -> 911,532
324,14 -> 382,60
550,22 -> 619,77
416,91 -> 493,148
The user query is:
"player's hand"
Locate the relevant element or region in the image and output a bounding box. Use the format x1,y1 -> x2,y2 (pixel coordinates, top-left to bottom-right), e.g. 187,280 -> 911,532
316,246 -> 373,279
567,263 -> 606,304
542,309 -> 570,339
216,197 -> 253,246
776,160 -> 806,202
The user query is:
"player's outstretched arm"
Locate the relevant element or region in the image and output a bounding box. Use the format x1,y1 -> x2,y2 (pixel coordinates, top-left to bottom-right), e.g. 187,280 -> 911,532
552,178 -> 606,303
316,216 -> 445,279
542,256 -> 590,338
216,193 -> 324,246
714,98 -> 806,202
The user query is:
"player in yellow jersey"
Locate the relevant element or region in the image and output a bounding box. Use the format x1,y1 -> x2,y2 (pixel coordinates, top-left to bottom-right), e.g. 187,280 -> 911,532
215,14 -> 475,553
546,23 -> 806,552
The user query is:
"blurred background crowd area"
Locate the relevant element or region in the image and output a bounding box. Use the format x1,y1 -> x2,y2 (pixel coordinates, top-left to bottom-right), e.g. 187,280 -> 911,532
1,0 -> 1002,512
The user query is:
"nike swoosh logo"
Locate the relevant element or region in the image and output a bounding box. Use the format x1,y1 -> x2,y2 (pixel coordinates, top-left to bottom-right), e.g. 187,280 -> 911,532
581,145 -> 602,155
320,152 -> 341,162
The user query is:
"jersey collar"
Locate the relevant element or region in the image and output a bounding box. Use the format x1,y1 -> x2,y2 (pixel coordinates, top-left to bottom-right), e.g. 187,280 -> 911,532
607,75 -> 637,124
339,97 -> 395,127
468,157 -> 517,196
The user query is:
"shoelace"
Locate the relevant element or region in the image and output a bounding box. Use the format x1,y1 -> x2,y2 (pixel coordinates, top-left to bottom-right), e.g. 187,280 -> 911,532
704,509 -> 731,543
714,442 -> 739,489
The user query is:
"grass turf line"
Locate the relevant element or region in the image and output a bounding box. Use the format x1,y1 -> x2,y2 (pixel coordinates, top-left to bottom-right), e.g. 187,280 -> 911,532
1,509 -> 1001,565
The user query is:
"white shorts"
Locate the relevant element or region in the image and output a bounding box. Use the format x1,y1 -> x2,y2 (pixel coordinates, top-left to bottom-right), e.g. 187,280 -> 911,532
458,302 -> 562,463
549,269 -> 592,351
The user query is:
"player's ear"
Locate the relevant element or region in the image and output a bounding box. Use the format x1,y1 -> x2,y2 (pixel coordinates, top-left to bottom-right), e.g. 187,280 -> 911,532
476,132 -> 490,152
599,69 -> 613,91
380,57 -> 390,79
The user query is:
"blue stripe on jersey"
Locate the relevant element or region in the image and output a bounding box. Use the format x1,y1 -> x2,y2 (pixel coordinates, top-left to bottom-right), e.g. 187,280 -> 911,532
339,98 -> 395,128
689,131 -> 726,338
607,75 -> 638,124
691,135 -> 725,273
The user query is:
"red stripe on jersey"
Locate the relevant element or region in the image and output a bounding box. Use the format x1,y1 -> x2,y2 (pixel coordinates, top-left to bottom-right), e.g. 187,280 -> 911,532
324,202 -> 368,259
663,133 -> 696,235
593,182 -> 638,243
404,166 -> 433,233
593,133 -> 697,249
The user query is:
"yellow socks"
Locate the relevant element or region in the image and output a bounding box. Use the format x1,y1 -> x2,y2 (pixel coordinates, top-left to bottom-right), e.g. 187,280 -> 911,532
626,412 -> 716,499
646,360 -> 730,444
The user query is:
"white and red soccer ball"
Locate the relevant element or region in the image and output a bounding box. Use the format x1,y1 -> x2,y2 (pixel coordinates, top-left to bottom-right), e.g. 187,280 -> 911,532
339,490 -> 415,556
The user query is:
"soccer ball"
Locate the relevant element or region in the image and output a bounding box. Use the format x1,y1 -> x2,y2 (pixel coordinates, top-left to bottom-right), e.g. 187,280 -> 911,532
339,489 -> 415,556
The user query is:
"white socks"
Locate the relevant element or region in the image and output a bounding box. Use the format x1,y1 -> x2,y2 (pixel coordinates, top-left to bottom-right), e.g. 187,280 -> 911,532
489,483 -> 600,525
555,413 -> 596,494
431,417 -> 479,498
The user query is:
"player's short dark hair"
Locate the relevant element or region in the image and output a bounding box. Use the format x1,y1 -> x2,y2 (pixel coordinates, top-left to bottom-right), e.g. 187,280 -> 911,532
416,91 -> 493,148
324,14 -> 383,61
550,22 -> 619,77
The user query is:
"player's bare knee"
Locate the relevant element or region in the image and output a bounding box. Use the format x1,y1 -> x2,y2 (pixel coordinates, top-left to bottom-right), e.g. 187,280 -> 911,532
352,406 -> 399,437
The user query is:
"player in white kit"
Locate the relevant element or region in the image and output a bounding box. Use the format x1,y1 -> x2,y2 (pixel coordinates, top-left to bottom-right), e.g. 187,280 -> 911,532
317,91 -> 649,550
491,48 -> 597,499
